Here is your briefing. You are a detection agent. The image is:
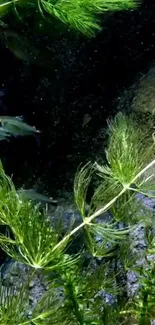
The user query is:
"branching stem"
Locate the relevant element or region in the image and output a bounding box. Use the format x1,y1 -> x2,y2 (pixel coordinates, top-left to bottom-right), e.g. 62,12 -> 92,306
52,158 -> 155,253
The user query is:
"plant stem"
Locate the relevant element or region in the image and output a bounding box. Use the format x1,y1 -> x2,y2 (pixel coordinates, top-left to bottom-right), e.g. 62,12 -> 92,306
52,158 -> 155,253
0,0 -> 21,9
64,272 -> 84,325
139,291 -> 150,325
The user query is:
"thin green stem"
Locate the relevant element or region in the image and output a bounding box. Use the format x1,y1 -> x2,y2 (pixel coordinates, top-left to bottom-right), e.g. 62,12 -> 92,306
52,158 -> 155,254
138,291 -> 150,325
64,272 -> 84,325
18,315 -> 40,325
0,0 -> 20,8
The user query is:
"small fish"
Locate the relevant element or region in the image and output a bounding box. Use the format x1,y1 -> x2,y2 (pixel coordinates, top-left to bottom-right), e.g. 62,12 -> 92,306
3,30 -> 60,70
0,116 -> 40,137
82,114 -> 91,128
4,31 -> 40,63
18,189 -> 58,205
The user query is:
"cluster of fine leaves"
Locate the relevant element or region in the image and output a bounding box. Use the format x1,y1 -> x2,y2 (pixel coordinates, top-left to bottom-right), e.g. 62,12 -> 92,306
0,163 -> 78,270
0,0 -> 140,36
0,112 -> 155,324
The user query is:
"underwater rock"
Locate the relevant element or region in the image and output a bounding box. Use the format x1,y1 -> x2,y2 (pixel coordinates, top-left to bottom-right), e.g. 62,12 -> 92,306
118,64 -> 155,115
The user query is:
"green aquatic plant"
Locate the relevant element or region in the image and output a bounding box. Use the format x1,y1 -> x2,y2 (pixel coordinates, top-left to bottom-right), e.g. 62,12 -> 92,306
0,272 -> 32,325
0,0 -> 140,36
0,112 -> 155,324
0,168 -> 77,269
119,226 -> 155,325
0,1 -> 140,67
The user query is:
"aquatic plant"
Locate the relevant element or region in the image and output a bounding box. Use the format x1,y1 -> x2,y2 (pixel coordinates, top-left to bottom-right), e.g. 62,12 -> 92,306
0,0 -> 140,36
0,112 -> 155,324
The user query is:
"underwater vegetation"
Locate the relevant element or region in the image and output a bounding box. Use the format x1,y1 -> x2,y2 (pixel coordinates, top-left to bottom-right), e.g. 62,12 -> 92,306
0,1 -> 155,323
0,0 -> 140,36
0,113 -> 155,324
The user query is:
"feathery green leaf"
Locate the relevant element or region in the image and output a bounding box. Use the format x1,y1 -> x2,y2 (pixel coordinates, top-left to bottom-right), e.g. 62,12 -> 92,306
0,0 -> 141,36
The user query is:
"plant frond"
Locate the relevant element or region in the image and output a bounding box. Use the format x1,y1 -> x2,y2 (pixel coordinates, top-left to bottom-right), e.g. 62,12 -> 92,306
0,0 -> 140,36
34,259 -> 121,324
41,0 -> 101,37
0,0 -> 12,16
118,238 -> 141,272
40,0 -> 140,36
91,222 -> 130,241
0,0 -> 35,16
0,161 -> 21,226
86,220 -> 130,257
90,113 -> 155,225
0,233 -> 16,243
31,285 -> 78,325
89,176 -> 122,216
0,276 -> 30,325
0,201 -> 77,270
0,161 -> 79,271
104,112 -> 154,188
74,161 -> 94,219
